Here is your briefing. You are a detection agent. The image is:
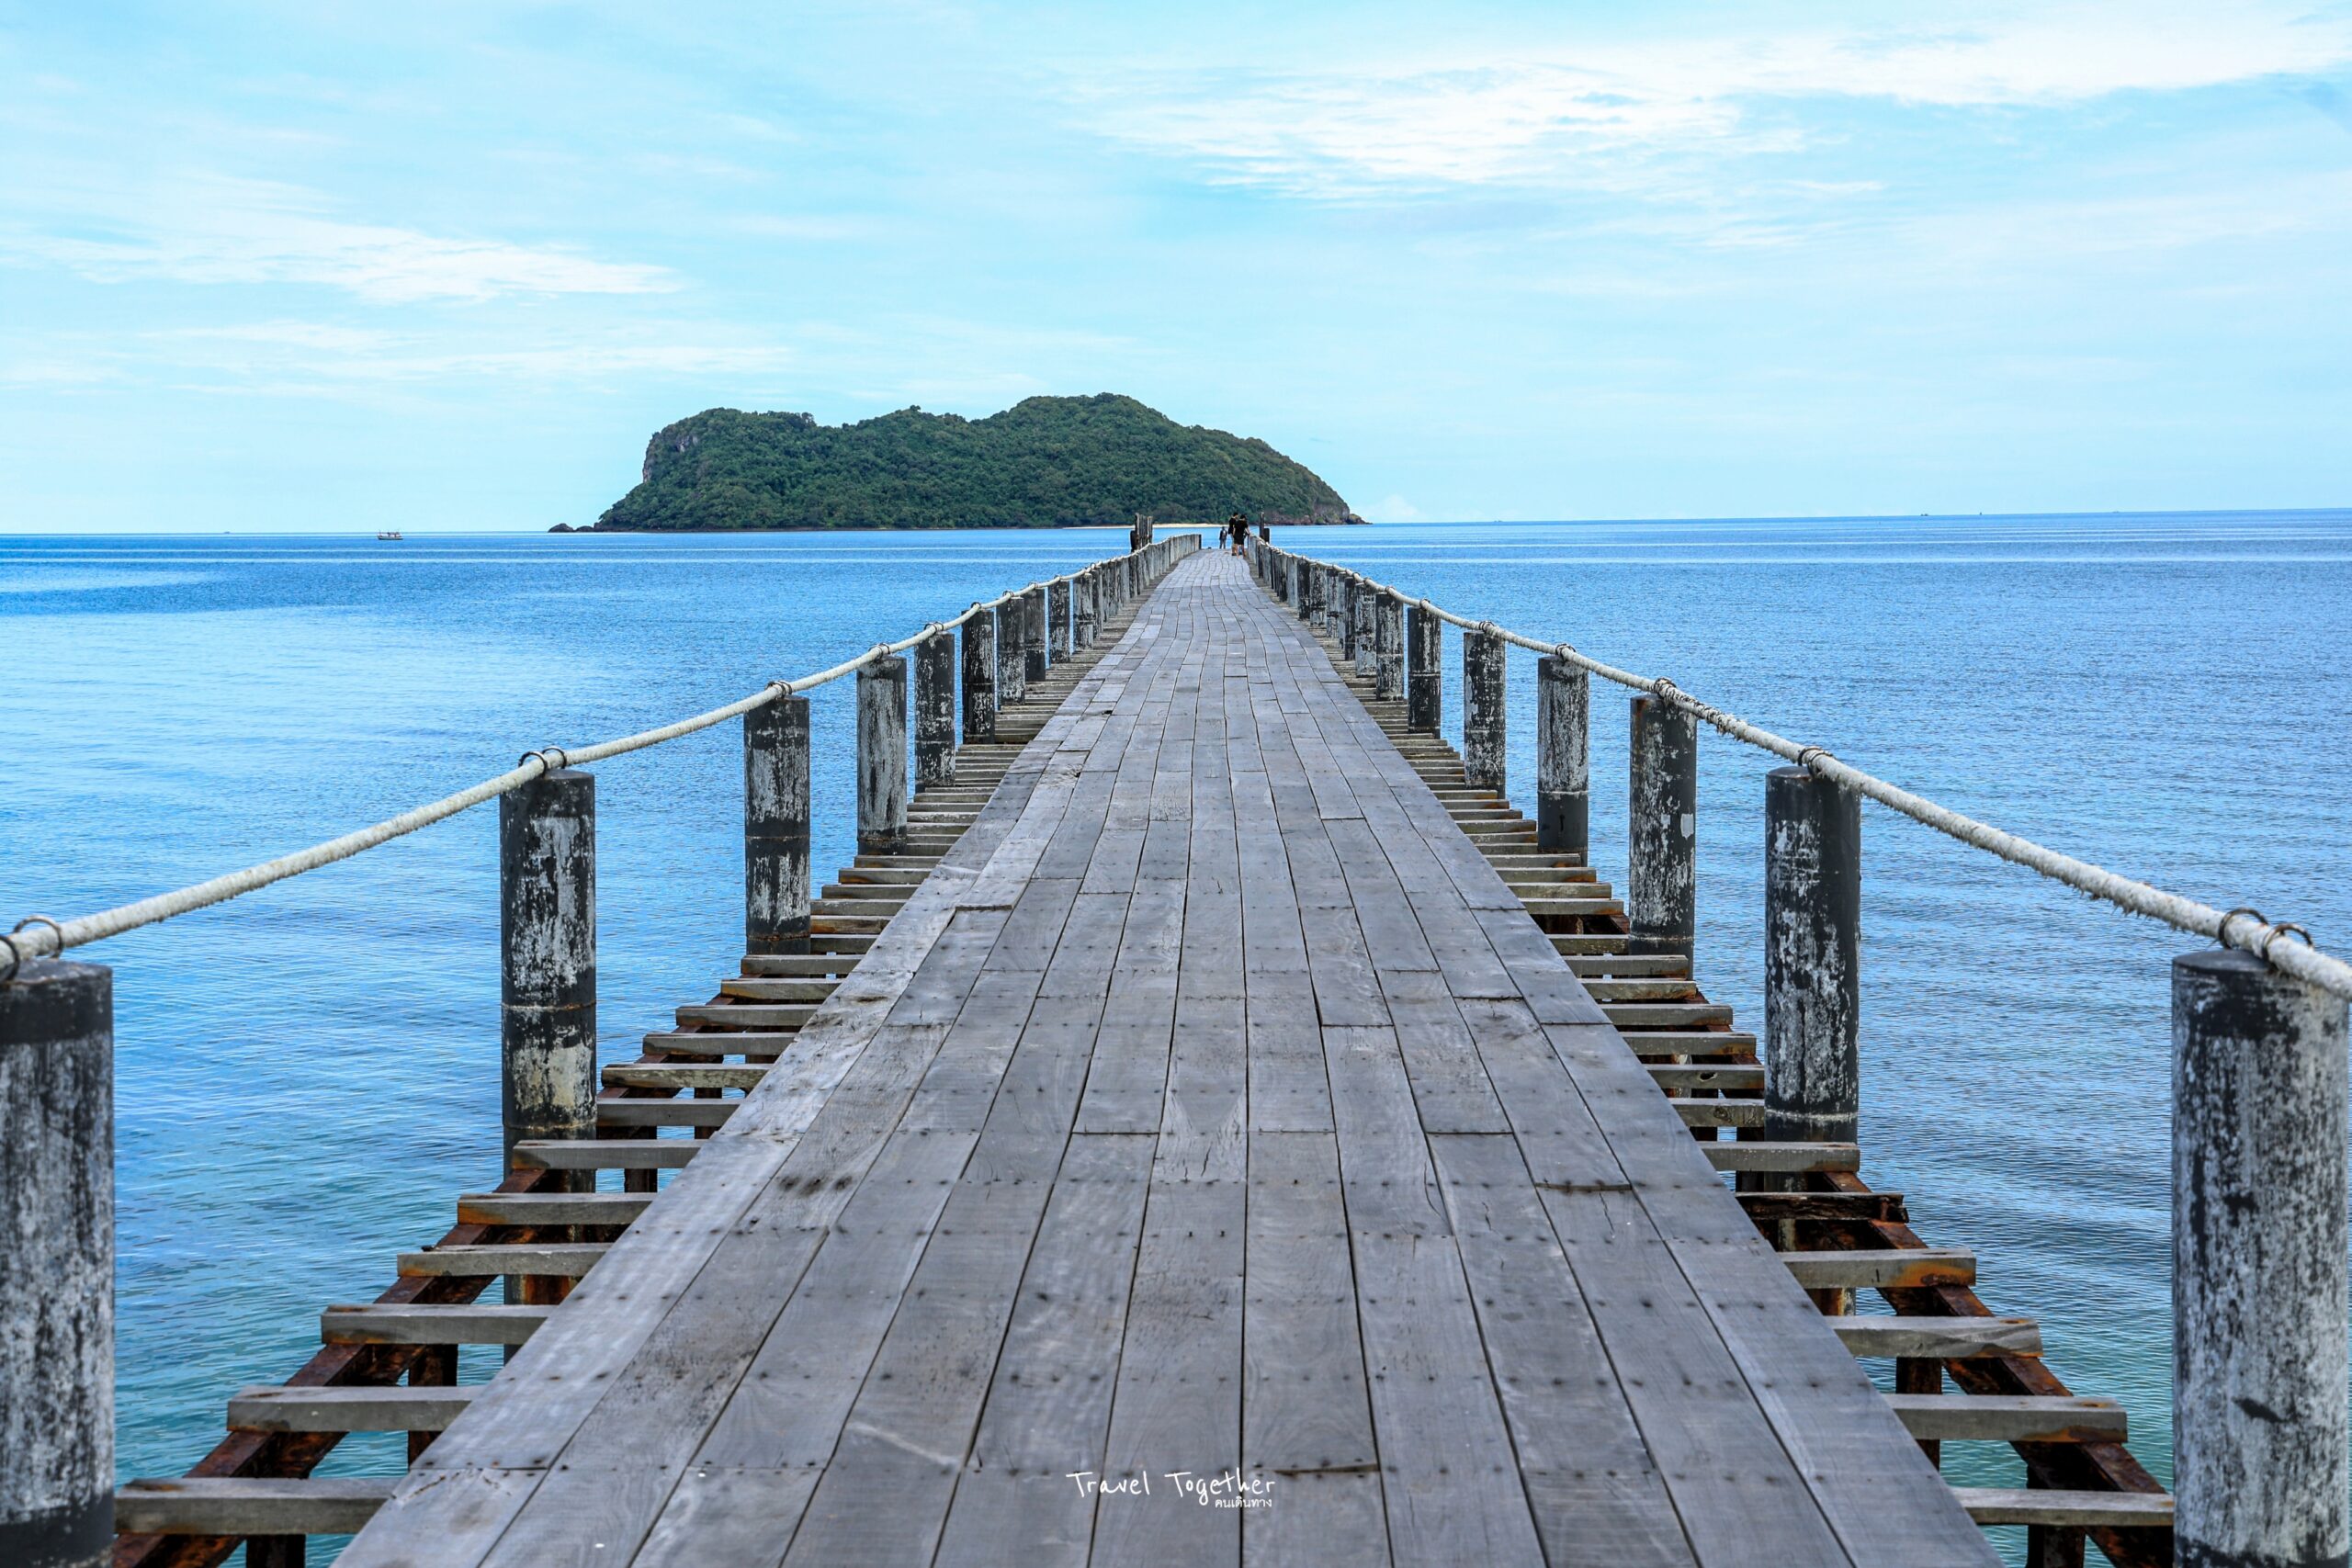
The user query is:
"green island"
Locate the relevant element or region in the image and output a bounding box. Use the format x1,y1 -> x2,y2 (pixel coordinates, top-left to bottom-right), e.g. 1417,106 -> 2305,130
571,393 -> 1356,531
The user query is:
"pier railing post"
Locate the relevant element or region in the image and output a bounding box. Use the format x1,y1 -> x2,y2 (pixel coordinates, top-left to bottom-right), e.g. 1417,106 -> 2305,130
997,600 -> 1025,705
1073,570 -> 1098,649
1049,581 -> 1071,660
857,656 -> 909,851
1373,592 -> 1405,701
2174,949 -> 2348,1568
1297,560 -> 1318,623
1408,603 -> 1441,732
962,610 -> 996,742
1536,657 -> 1589,854
745,695 -> 811,955
1,958 -> 113,1568
915,630 -> 956,789
501,765 -> 595,1301
1762,765 -> 1859,1144
1025,587 -> 1049,684
1463,626 -> 1507,792
1353,581 -> 1377,679
1627,695 -> 1697,958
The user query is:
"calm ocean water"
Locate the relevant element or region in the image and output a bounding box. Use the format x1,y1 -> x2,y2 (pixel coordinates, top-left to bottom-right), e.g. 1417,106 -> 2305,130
5,514 -> 2348,1557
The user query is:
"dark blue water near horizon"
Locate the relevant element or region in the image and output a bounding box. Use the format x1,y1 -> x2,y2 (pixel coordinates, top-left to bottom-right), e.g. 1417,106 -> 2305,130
6,512 -> 2350,1562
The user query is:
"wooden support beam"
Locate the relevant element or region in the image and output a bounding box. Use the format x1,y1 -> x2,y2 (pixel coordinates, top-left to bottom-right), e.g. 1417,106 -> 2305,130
1885,1393 -> 2126,1443
454,1192 -> 651,1226
320,1304 -> 549,1347
1784,1248 -> 1976,1290
115,1478 -> 396,1538
1953,1489 -> 2174,1529
226,1386 -> 476,1434
1702,1141 -> 1858,1174
1826,1315 -> 2041,1359
395,1244 -> 609,1278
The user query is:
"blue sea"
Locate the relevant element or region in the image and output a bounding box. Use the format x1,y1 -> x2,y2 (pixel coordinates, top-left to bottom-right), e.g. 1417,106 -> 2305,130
5,514 -> 2348,1561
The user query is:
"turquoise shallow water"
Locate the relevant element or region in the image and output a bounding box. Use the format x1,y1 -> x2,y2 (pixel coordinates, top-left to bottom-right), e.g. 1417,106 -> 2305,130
4,514 -> 2348,1559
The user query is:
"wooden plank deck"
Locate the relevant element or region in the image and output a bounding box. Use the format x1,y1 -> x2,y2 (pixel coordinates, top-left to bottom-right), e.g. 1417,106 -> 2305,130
337,551 -> 1995,1568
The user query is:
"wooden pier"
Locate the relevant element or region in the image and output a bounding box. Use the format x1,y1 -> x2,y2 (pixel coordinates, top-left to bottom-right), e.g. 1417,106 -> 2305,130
311,547 -> 1991,1565
14,527 -> 2273,1567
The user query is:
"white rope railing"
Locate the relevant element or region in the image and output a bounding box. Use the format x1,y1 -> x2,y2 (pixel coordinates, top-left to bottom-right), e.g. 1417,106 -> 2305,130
1273,546 -> 2352,1001
1,537 -> 1186,974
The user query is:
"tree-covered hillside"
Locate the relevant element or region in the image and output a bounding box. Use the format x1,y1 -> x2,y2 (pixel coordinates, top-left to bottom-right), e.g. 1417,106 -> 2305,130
590,394 -> 1351,530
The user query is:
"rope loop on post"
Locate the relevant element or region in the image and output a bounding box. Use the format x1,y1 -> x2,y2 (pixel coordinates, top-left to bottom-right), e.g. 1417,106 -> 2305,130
518,747 -> 571,774
2260,921 -> 2314,961
1794,745 -> 1836,773
1651,675 -> 1679,699
2215,907 -> 2267,949
0,916 -> 64,983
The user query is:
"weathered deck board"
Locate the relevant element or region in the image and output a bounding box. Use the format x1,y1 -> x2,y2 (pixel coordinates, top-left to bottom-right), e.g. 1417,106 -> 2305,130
340,550 -> 1993,1568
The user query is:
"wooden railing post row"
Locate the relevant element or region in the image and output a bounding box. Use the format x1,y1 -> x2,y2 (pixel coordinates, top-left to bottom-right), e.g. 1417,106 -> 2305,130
915,631 -> 957,789
745,694 -> 812,954
856,656 -> 910,851
501,763 -> 595,1313
1462,625 -> 1507,792
2173,949 -> 2348,1568
0,956 -> 113,1568
962,608 -> 997,742
1626,695 -> 1697,959
1535,655 -> 1589,852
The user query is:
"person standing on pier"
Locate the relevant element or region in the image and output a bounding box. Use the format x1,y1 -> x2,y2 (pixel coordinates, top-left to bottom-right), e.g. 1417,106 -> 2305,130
1226,511 -> 1248,555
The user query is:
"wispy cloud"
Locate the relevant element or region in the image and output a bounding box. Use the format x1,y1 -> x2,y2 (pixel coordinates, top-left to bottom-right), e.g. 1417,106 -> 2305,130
1085,6 -> 2352,197
6,175 -> 675,302
0,321 -> 792,393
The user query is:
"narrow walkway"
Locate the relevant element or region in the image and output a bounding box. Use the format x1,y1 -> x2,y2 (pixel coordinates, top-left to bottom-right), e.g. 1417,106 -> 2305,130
339,551 -> 1991,1568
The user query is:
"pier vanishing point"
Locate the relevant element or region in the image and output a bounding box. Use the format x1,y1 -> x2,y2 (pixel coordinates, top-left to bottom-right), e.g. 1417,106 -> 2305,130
15,526 -> 2350,1568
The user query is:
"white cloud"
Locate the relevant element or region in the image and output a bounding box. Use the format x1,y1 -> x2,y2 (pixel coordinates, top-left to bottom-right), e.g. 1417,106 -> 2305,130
1362,493 -> 1423,522
9,175 -> 676,302
1,320 -> 794,393
1085,5 -> 2352,197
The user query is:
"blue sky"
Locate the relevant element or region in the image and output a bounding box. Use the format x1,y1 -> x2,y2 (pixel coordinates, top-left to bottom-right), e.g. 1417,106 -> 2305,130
4,1 -> 2349,530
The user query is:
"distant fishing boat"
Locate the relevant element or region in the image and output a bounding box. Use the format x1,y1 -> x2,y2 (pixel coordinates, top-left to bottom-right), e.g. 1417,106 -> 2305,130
377,531 -> 403,541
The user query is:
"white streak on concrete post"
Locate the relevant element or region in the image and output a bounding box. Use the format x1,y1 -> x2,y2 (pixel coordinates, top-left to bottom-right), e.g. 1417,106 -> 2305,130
1408,604 -> 1442,732
1463,627 -> 1507,792
501,769 -> 595,1167
962,612 -> 997,742
2174,949 -> 2349,1568
0,960 -> 112,1568
744,695 -> 810,954
1763,765 -> 1860,1144
1536,656 -> 1589,854
857,656 -> 909,851
914,631 -> 956,789
1627,694 -> 1698,958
